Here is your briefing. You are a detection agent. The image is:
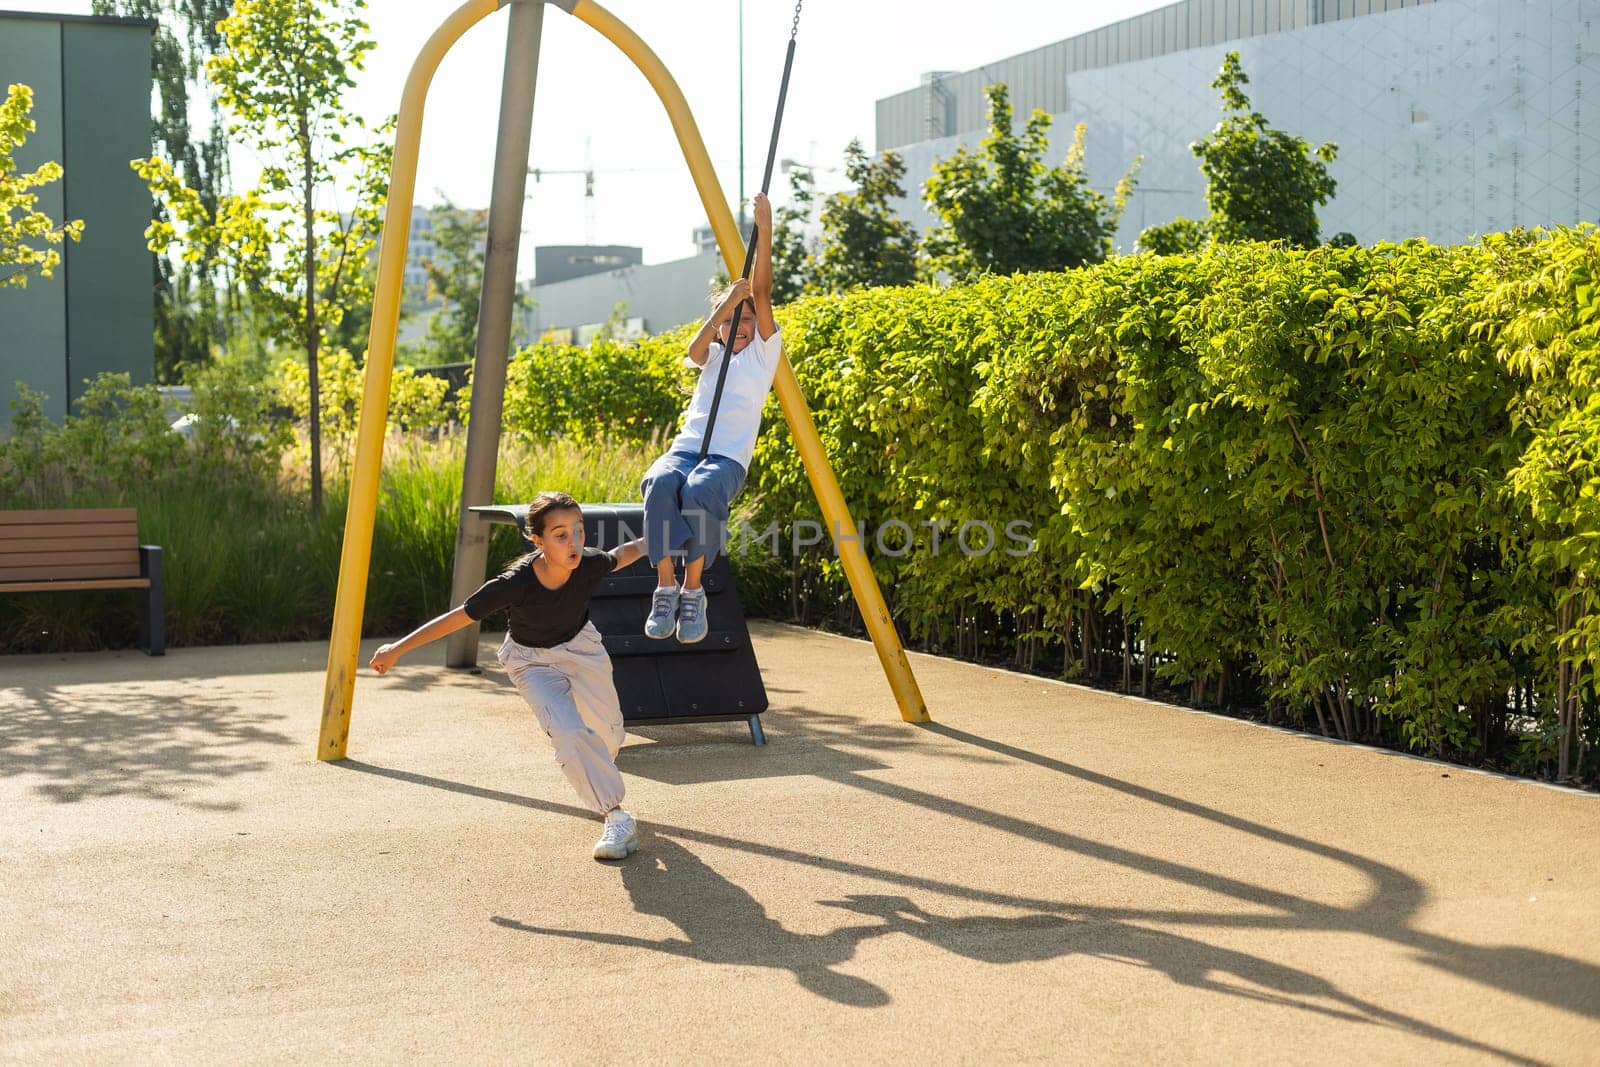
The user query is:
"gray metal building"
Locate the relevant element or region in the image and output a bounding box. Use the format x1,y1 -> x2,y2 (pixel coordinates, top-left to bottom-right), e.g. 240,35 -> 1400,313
534,244 -> 643,286
878,0 -> 1597,250
0,10 -> 155,422
876,0 -> 1437,150
519,248 -> 722,346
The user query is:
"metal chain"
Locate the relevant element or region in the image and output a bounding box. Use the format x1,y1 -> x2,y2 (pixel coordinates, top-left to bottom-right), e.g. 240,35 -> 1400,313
791,0 -> 802,40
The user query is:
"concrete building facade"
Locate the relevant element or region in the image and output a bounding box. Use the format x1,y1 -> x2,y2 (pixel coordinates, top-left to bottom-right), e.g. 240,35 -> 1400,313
880,0 -> 1597,250
0,10 -> 155,421
518,248 -> 722,346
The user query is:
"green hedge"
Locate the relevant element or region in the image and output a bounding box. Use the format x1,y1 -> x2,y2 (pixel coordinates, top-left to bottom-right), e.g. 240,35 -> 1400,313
743,230 -> 1599,782
0,370 -> 655,651
6,231 -> 1598,783
489,330 -> 695,444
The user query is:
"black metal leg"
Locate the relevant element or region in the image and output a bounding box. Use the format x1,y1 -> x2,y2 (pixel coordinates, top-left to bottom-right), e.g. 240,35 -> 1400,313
138,545 -> 165,656
747,714 -> 765,746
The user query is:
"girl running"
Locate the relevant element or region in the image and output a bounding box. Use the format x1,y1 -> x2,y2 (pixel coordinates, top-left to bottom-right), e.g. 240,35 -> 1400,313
369,491 -> 646,861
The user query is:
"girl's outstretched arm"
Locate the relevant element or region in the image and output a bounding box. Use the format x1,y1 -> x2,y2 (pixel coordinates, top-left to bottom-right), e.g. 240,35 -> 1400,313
611,537 -> 647,572
370,606 -> 476,674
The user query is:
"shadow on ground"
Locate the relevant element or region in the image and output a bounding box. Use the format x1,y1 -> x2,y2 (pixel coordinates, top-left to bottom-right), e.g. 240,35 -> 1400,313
342,702 -> 1599,1064
0,680 -> 294,807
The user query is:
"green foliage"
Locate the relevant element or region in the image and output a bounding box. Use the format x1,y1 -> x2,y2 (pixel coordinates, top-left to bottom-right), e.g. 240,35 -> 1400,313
1,373 -> 654,651
809,141 -> 919,294
0,84 -> 84,288
274,347 -> 452,472
1483,226 -> 1600,778
770,167 -> 815,304
739,231 -> 1600,785
923,83 -> 1139,278
135,0 -> 393,514
408,201 -> 497,366
1194,52 -> 1338,248
1137,215 -> 1210,255
494,329 -> 692,444
180,355 -> 297,482
1,375 -> 182,502
12,230 -> 1600,788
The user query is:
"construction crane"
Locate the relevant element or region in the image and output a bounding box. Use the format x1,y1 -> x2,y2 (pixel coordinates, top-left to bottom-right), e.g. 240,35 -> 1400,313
526,165 -> 596,244
526,136 -> 598,243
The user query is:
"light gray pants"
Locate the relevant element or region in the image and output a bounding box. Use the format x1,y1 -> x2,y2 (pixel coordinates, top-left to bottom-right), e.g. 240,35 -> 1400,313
497,622 -> 626,815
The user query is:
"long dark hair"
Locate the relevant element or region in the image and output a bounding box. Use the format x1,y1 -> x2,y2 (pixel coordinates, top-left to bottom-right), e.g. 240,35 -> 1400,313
508,491 -> 582,567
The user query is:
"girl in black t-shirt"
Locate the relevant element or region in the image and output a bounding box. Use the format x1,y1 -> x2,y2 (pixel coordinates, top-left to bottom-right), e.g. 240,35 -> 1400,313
369,491 -> 648,861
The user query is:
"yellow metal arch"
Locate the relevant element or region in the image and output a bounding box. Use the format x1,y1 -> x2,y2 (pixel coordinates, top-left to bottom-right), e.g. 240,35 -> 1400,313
319,0 -> 927,761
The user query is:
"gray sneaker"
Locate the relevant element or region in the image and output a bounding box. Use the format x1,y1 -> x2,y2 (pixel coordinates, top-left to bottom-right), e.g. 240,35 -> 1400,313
593,808 -> 638,860
644,586 -> 678,639
676,588 -> 708,644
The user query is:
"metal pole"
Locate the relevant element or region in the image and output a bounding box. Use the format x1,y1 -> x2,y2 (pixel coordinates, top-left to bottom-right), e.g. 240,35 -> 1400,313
444,0 -> 546,668
738,0 -> 745,226
319,0 -> 507,761
553,0 -> 929,723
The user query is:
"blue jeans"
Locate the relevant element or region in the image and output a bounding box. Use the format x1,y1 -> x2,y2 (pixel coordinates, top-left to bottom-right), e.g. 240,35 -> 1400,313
640,449 -> 746,569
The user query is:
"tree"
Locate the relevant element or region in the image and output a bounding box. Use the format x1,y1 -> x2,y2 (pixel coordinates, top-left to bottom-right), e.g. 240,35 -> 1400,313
769,167 -> 815,304
0,84 -> 83,288
923,83 -> 1139,279
1199,53 -> 1338,247
137,0 -> 391,515
1136,215 -> 1210,256
411,201 -> 488,365
1139,52 -> 1338,252
710,168 -> 815,304
809,140 -> 918,294
93,0 -> 235,381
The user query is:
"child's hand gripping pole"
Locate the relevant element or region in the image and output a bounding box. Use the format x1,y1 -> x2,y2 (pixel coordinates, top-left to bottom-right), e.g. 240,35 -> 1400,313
697,34 -> 797,460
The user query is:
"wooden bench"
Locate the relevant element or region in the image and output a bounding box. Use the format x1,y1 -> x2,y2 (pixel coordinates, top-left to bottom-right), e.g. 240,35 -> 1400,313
0,508 -> 166,655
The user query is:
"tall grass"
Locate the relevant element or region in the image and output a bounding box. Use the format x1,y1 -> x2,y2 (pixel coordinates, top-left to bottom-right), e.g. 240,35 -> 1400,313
0,427 -> 661,653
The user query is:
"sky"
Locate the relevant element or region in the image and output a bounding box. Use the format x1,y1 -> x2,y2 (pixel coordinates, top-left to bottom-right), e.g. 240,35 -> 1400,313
19,0 -> 1174,276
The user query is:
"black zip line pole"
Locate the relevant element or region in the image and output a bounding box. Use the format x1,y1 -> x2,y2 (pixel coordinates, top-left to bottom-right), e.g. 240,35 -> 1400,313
698,32 -> 797,460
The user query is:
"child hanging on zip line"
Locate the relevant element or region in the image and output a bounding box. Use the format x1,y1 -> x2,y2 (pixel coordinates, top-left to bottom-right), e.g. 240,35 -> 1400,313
369,492 -> 647,862
639,191 -> 781,644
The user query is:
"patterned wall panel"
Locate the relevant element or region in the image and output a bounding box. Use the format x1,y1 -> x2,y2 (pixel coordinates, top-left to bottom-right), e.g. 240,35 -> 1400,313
886,0 -> 1597,250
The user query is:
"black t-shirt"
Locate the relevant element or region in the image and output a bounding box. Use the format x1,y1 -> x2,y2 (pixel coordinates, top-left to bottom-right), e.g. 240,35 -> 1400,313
463,547 -> 619,648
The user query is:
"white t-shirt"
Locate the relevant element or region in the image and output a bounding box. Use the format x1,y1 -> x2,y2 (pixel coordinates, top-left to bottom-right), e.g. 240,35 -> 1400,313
670,327 -> 782,471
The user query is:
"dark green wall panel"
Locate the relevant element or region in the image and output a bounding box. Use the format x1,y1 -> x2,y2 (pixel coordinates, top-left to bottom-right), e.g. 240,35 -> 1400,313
0,19 -> 69,422
62,21 -> 154,409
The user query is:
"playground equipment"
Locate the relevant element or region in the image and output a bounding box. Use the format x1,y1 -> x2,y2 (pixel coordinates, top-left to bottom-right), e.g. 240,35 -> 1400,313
473,503 -> 770,745
317,0 -> 929,761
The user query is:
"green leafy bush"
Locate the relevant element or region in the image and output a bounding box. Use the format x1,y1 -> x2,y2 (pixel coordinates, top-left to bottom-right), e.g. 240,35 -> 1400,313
8,229 -> 1600,787
493,330 -> 693,444
742,230 -> 1599,784
0,373 -> 653,653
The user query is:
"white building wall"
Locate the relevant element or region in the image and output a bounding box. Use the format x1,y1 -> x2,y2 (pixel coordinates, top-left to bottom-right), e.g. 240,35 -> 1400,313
888,0 -> 1599,250
519,249 -> 724,344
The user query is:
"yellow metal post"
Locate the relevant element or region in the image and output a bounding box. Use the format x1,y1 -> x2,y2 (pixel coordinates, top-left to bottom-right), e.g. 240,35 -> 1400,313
318,0 -> 508,760
322,0 -> 927,760
558,0 -> 929,723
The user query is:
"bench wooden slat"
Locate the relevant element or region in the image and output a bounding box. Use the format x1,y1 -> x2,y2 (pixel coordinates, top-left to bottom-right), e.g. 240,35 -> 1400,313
0,547 -> 140,566
0,558 -> 141,581
0,534 -> 138,554
0,576 -> 151,593
0,508 -> 136,526
0,507 -> 165,655
0,520 -> 137,542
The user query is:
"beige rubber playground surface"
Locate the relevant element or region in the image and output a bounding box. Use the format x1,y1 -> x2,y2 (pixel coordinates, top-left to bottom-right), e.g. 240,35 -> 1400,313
3,621 -> 1598,1065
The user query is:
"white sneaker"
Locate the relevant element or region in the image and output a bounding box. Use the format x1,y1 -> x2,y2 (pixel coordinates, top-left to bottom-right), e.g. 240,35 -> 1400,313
676,587 -> 708,644
644,586 -> 678,639
593,808 -> 638,861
